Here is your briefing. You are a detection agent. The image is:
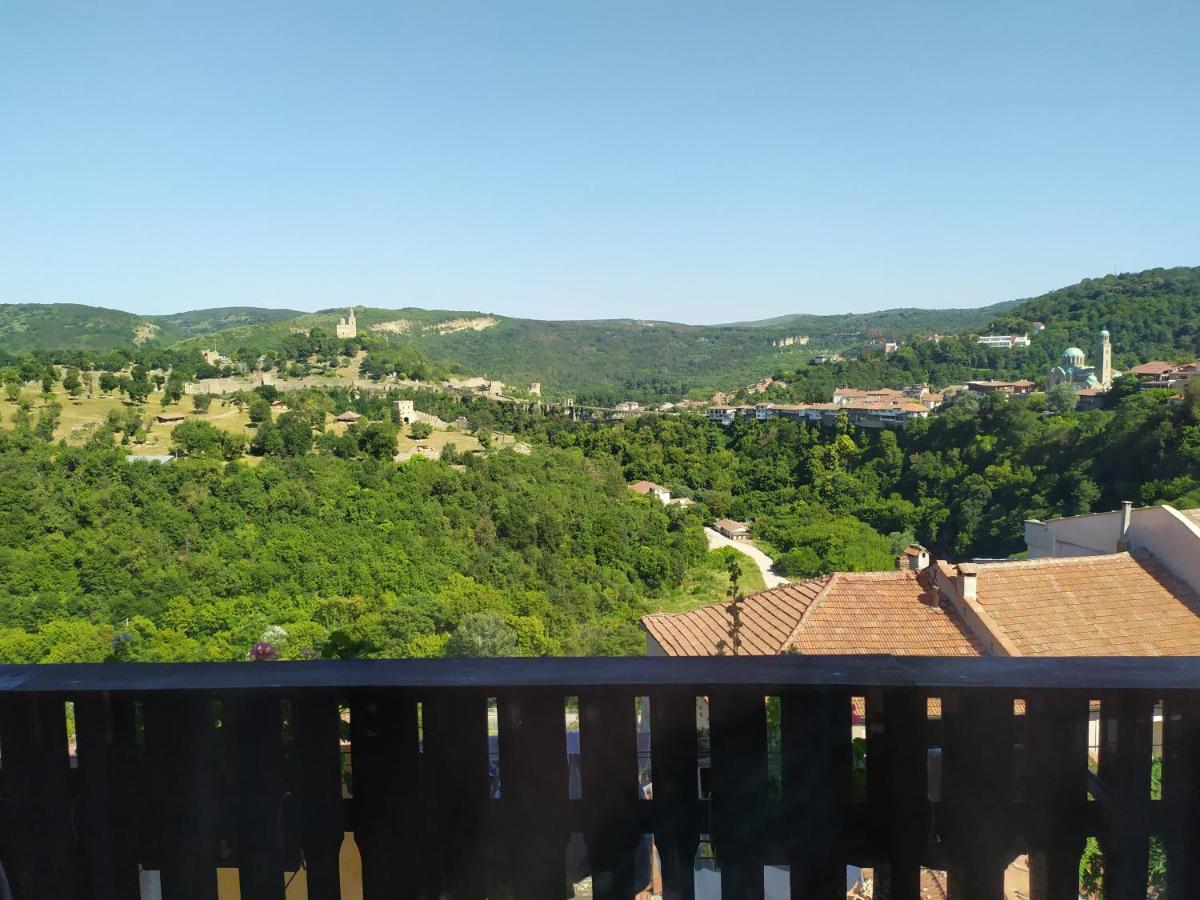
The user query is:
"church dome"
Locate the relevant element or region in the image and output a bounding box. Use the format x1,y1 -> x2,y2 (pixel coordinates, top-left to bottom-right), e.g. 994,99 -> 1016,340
1062,347 -> 1086,366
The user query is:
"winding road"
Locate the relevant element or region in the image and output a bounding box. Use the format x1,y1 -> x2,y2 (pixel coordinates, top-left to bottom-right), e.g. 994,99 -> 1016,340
704,527 -> 789,589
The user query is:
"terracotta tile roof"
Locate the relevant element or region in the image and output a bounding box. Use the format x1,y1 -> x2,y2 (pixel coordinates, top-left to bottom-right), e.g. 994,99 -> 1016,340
974,553 -> 1200,655
1130,361 -> 1180,376
643,571 -> 983,657
629,480 -> 667,495
714,518 -> 749,535
643,578 -> 829,656
788,571 -> 984,656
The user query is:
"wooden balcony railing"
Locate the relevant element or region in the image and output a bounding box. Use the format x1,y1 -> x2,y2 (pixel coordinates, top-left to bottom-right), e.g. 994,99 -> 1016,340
1,656 -> 1199,899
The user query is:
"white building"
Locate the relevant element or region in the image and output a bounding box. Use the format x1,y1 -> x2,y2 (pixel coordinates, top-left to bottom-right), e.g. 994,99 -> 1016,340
977,334 -> 1031,349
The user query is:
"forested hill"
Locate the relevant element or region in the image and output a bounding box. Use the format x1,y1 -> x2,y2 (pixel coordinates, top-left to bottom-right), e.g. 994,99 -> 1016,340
5,265 -> 1197,402
0,299 -> 1012,403
0,304 -> 302,352
988,266 -> 1200,362
749,266 -> 1200,405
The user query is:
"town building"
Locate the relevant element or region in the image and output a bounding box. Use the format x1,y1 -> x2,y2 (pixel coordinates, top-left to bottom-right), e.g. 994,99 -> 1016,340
529,382 -> 541,396
335,410 -> 362,423
976,333 -> 1031,349
155,412 -> 186,424
771,335 -> 809,348
707,397 -> 932,430
965,379 -> 1036,396
812,354 -> 845,364
714,519 -> 750,540
863,340 -> 898,355
1046,329 -> 1113,393
628,480 -> 671,504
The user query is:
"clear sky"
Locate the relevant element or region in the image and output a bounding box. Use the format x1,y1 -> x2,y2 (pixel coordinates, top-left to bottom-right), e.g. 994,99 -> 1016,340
2,1 -> 1197,323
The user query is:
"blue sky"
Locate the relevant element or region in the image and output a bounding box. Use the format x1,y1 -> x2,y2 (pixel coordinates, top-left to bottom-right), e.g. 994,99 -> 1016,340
1,1 -> 1197,323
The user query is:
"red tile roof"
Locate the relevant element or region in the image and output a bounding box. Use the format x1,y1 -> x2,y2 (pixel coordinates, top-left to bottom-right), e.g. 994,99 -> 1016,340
1130,361 -> 1180,377
629,480 -> 667,495
643,570 -> 983,657
973,553 -> 1200,655
645,551 -> 1200,658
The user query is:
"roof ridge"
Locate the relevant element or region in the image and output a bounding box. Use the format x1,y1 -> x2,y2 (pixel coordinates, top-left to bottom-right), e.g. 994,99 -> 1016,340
778,573 -> 840,652
975,551 -> 1135,569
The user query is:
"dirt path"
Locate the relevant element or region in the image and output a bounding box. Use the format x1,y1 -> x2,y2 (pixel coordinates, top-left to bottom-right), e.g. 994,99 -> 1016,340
704,527 -> 789,588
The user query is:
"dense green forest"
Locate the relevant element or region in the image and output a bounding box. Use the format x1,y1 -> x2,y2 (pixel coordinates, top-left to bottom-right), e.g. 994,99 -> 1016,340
0,304 -> 302,352
0,434 -> 710,663
532,383 -> 1200,568
1,300 -> 1013,404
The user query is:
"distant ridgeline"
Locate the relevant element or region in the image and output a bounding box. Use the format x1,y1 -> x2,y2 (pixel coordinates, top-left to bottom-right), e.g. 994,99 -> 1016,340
1,265 -> 1198,403
751,266 -> 1200,405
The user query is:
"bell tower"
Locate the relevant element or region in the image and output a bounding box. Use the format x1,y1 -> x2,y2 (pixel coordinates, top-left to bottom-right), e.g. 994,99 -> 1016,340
1095,329 -> 1112,388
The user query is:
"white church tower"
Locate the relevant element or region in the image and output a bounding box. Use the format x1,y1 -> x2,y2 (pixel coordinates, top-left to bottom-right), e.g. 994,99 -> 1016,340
1095,329 -> 1112,389
336,308 -> 357,339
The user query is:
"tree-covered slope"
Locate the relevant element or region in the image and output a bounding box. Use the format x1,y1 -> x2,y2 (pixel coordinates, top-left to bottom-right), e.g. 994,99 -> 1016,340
0,303 -> 304,351
989,266 -> 1200,362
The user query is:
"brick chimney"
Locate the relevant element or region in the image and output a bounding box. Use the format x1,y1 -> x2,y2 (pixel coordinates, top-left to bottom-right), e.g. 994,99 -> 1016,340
1117,500 -> 1133,551
933,560 -> 1020,657
957,563 -> 978,601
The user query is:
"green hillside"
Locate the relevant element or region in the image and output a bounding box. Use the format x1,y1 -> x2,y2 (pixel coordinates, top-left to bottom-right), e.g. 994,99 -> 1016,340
5,266 -> 1197,403
0,303 -> 148,352
0,303 -> 302,352
988,266 -> 1200,363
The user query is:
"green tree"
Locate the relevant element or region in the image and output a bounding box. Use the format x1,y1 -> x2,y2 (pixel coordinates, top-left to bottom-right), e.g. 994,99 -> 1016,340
171,420 -> 223,458
62,368 -> 83,398
359,422 -> 399,460
275,411 -> 313,457
192,393 -> 213,413
444,611 -> 518,657
247,396 -> 273,425
410,421 -> 433,440
1047,382 -> 1079,414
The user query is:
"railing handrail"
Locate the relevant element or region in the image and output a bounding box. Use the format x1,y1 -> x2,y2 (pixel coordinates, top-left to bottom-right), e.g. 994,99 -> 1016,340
2,654 -> 1200,694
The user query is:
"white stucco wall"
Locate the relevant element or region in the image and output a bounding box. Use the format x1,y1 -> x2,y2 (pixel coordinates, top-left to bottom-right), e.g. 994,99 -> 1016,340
1026,505 -> 1200,596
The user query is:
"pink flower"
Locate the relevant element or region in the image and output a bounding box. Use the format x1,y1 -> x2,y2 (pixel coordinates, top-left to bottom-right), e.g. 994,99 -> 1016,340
249,641 -> 278,661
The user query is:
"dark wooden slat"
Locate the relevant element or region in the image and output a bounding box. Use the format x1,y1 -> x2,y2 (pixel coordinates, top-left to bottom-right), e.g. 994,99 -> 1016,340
1097,694 -> 1154,898
579,691 -> 641,899
422,692 -> 490,900
941,693 -> 1015,900
867,689 -> 928,900
74,693 -> 142,900
708,688 -> 768,900
1161,696 -> 1200,900
1024,693 -> 1089,900
142,695 -> 220,900
0,654 -> 911,694
498,690 -> 569,898
782,690 -> 851,900
225,696 -> 286,900
290,696 -> 346,900
349,695 -> 421,900
0,696 -> 77,900
10,656 -> 1200,696
648,688 -> 699,900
